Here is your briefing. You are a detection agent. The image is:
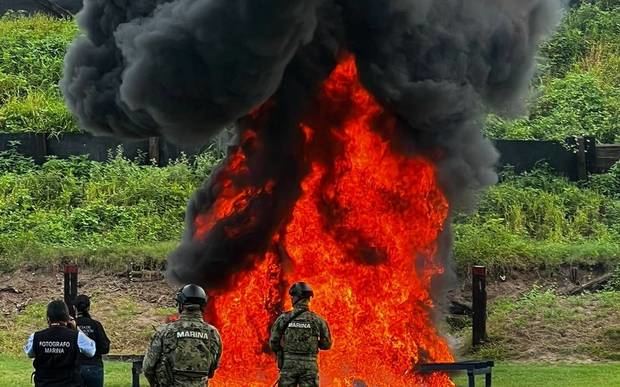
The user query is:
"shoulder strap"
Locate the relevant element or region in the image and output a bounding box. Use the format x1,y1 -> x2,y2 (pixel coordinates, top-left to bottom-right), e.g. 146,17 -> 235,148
279,308 -> 307,336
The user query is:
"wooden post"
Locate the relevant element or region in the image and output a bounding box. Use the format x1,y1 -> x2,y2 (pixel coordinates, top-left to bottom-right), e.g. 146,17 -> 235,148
148,137 -> 160,166
472,265 -> 487,347
63,264 -> 78,317
132,360 -> 143,387
576,136 -> 587,181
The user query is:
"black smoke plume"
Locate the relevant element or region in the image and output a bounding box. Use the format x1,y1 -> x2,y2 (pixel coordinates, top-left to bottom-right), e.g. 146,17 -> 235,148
62,0 -> 561,288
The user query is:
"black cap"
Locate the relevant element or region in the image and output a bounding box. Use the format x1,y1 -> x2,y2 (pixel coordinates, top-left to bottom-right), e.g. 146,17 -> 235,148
175,284 -> 208,306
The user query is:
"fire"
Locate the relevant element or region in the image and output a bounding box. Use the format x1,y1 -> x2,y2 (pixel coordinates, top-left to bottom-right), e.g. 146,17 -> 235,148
193,55 -> 454,386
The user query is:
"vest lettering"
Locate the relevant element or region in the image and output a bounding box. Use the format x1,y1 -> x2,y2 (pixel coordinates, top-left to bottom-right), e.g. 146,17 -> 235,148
176,331 -> 209,339
288,322 -> 312,329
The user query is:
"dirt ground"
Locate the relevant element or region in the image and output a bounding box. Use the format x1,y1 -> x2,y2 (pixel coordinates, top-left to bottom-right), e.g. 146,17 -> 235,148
0,267 -> 175,318
1,265 -> 616,360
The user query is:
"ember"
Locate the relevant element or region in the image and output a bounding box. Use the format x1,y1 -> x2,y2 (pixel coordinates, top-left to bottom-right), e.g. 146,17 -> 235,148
197,56 -> 453,386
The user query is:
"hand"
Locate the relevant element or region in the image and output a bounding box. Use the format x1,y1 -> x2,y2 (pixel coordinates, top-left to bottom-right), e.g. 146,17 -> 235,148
68,318 -> 77,330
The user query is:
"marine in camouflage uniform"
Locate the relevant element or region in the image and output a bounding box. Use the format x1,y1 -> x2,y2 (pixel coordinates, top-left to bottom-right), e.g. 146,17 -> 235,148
269,282 -> 332,387
143,284 -> 222,387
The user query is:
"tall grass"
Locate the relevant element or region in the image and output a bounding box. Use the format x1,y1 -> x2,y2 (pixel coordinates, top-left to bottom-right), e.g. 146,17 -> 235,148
0,148 -> 220,271
454,165 -> 620,271
0,14 -> 78,134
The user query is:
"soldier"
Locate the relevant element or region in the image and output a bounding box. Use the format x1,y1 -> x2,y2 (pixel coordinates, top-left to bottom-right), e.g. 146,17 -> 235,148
24,300 -> 96,387
74,294 -> 111,387
269,282 -> 332,387
143,284 -> 222,387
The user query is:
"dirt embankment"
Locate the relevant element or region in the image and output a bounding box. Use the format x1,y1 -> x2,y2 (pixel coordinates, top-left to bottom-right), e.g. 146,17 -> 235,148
1,267 -> 176,355
2,265 -> 618,360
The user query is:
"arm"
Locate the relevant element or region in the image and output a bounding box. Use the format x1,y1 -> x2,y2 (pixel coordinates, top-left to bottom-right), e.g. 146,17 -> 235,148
77,331 -> 97,358
95,320 -> 111,355
208,328 -> 223,378
269,315 -> 285,353
142,330 -> 163,386
317,318 -> 332,350
24,333 -> 35,358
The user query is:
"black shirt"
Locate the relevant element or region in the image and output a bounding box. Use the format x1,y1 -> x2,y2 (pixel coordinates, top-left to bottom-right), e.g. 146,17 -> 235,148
76,314 -> 110,366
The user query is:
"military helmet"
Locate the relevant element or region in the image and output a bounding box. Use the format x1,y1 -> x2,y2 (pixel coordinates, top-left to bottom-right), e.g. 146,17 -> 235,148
175,284 -> 208,306
289,282 -> 314,300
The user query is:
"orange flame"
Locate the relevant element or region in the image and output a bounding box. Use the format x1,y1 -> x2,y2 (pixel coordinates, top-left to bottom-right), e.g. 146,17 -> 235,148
194,55 -> 454,386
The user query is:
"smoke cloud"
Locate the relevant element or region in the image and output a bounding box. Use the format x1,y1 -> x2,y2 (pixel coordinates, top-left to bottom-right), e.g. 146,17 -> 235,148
62,0 -> 561,288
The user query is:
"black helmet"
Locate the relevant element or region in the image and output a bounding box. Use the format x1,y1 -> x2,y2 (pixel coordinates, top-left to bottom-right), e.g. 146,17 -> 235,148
175,284 -> 208,306
289,282 -> 314,304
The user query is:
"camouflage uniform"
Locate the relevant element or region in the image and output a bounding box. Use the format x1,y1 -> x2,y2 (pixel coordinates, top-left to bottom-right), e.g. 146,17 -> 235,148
143,308 -> 222,387
269,299 -> 332,387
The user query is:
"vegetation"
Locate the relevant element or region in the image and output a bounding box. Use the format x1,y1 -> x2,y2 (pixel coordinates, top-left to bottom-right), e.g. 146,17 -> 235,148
0,14 -> 78,134
454,163 -> 620,272
0,356 -> 148,387
1,354 -> 619,387
0,140 -> 618,273
0,148 -> 220,271
485,2 -> 620,142
460,287 -> 620,362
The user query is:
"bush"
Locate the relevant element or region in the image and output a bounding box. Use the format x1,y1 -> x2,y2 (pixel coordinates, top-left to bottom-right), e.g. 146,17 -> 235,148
0,14 -> 78,133
0,149 -> 221,271
454,166 -> 620,272
487,2 -> 620,142
542,4 -> 620,79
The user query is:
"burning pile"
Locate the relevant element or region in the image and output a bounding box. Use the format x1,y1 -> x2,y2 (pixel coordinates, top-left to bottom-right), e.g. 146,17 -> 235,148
62,0 -> 561,385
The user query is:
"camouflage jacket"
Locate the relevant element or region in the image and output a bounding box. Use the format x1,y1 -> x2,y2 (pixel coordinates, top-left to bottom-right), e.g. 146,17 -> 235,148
143,308 -> 222,387
269,299 -> 332,361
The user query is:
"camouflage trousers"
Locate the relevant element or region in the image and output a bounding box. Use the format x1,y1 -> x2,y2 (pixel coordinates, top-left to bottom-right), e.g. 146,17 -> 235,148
278,357 -> 319,387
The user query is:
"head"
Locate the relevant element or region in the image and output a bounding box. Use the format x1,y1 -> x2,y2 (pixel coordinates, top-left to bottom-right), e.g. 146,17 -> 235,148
289,282 -> 314,305
47,300 -> 71,325
175,284 -> 208,313
74,294 -> 91,316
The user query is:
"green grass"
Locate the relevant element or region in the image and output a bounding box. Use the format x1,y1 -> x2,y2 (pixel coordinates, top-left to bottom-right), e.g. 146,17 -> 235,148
1,355 -> 619,386
0,149 -> 221,272
452,363 -> 620,387
0,355 -> 147,387
0,14 -> 78,134
453,165 -> 620,273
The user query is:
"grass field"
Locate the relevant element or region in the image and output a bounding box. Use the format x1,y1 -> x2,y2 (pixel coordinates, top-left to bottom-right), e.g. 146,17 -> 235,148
1,355 -> 619,386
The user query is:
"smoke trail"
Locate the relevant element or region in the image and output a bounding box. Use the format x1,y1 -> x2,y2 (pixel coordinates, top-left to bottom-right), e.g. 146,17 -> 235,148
62,0 -> 561,288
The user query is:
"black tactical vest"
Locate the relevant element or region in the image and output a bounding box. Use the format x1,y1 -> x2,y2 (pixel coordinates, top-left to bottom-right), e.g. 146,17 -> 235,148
32,326 -> 80,387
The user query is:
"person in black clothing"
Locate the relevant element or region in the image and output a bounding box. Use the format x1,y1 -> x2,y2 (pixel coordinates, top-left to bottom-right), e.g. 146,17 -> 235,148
74,294 -> 111,387
24,300 -> 96,387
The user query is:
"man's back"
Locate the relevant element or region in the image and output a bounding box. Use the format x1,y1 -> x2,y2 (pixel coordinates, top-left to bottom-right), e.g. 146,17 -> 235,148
143,310 -> 222,387
269,297 -> 332,387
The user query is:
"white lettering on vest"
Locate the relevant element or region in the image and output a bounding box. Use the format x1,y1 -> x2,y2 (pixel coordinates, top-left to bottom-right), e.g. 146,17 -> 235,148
79,325 -> 94,335
176,331 -> 209,339
288,322 -> 312,329
43,347 -> 66,354
39,341 -> 71,348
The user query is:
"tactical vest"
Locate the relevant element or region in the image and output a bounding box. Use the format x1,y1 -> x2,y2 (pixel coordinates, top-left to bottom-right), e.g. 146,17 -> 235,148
283,312 -> 320,356
32,326 -> 80,387
160,322 -> 217,385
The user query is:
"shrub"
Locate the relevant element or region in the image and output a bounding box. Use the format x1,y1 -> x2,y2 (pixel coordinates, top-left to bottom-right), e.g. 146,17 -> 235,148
0,149 -> 221,271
